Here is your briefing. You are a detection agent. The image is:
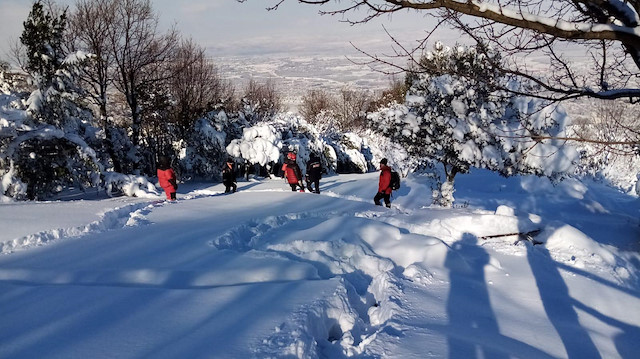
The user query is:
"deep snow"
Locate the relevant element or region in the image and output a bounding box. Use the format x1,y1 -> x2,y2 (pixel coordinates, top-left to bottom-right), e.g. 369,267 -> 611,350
0,170 -> 639,358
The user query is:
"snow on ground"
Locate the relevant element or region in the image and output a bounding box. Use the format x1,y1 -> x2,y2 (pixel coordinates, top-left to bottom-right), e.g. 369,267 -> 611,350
0,171 -> 639,358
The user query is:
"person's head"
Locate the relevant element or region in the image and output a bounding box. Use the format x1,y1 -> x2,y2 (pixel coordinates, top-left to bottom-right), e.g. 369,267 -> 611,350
158,155 -> 170,169
287,152 -> 296,161
380,158 -> 388,166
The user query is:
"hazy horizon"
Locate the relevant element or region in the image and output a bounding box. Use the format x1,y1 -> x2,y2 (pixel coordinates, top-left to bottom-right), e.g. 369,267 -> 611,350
0,0 -> 456,106
1,0 -> 448,60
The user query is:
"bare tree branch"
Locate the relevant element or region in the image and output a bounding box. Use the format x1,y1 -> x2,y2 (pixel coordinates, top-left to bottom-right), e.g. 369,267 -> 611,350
247,0 -> 640,102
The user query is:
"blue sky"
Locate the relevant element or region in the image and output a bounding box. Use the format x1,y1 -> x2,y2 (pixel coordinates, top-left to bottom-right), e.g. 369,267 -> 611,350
1,0 -> 447,59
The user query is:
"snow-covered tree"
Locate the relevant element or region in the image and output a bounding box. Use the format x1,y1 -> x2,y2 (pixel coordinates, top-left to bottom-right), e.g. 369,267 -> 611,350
241,79 -> 283,124
20,1 -> 67,89
179,110 -> 242,180
227,124 -> 281,166
6,2 -> 107,199
370,42 -> 576,206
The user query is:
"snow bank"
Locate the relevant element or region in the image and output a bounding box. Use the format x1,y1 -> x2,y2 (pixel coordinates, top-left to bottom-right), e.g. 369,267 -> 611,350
0,201 -> 162,254
103,172 -> 160,198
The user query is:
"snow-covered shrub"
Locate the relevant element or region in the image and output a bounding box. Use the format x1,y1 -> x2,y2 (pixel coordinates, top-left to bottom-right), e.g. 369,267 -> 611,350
223,113 -> 396,177
103,172 -> 159,198
266,113 -> 330,174
324,132 -> 369,173
227,123 -> 281,167
269,113 -> 382,175
566,99 -> 640,194
179,111 -> 235,180
0,67 -> 107,200
363,132 -> 413,176
0,163 -> 28,201
575,151 -> 640,195
369,42 -> 577,206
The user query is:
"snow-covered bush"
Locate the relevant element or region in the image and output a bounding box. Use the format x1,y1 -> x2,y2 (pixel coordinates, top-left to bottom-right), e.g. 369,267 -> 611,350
325,132 -> 369,173
227,123 -> 281,167
103,172 -> 159,198
223,113 -> 397,177
0,66 -> 105,200
266,113 -> 384,175
179,111 -> 236,180
363,132 -> 413,176
566,99 -> 640,194
369,42 -> 577,206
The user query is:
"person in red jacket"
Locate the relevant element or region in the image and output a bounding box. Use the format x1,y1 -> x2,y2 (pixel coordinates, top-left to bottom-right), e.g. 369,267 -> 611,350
157,155 -> 177,200
281,152 -> 305,192
374,158 -> 392,208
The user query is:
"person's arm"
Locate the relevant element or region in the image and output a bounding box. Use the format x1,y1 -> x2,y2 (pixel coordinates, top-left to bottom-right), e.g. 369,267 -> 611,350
169,169 -> 177,189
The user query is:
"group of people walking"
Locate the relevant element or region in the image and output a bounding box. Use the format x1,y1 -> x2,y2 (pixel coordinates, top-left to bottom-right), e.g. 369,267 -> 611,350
281,152 -> 322,193
156,153 -> 396,208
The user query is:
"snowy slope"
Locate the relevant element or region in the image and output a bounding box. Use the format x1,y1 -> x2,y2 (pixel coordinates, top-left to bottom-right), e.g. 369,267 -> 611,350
0,172 -> 639,358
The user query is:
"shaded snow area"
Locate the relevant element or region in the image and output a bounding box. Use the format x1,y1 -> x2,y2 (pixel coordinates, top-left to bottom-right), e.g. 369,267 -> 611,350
0,171 -> 639,358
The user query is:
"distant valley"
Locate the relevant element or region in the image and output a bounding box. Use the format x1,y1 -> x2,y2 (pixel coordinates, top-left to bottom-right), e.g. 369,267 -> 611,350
212,55 -> 396,111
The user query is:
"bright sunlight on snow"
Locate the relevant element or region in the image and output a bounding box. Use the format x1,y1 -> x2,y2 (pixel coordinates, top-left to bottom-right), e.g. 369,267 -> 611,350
0,170 -> 638,358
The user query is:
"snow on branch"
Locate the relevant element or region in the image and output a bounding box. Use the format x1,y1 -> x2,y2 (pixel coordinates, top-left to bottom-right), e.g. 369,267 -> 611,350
362,0 -> 640,42
226,124 -> 282,166
3,125 -> 99,167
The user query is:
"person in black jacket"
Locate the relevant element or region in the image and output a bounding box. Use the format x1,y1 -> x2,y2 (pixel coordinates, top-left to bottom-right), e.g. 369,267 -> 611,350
222,158 -> 237,193
305,153 -> 322,194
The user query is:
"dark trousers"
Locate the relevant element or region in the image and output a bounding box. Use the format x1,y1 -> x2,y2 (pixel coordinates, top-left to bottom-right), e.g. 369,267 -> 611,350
290,183 -> 304,191
163,188 -> 176,200
307,179 -> 320,193
374,192 -> 391,208
224,181 -> 237,193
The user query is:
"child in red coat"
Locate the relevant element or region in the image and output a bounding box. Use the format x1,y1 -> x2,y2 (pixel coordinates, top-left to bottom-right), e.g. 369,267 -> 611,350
157,155 -> 177,200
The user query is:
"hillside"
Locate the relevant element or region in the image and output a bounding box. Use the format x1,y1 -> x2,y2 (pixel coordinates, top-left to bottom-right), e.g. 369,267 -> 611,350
0,170 -> 638,358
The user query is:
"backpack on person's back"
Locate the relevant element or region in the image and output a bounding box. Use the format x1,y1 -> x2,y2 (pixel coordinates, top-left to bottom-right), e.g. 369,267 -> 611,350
390,170 -> 401,191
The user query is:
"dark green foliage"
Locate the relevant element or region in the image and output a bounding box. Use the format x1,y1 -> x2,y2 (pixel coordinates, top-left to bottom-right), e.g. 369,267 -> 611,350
20,1 -> 67,87
15,138 -> 97,200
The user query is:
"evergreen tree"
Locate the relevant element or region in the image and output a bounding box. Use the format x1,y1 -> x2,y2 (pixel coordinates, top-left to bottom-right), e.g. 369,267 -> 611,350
20,1 -> 67,87
370,42 -> 574,206
8,2 -> 104,199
